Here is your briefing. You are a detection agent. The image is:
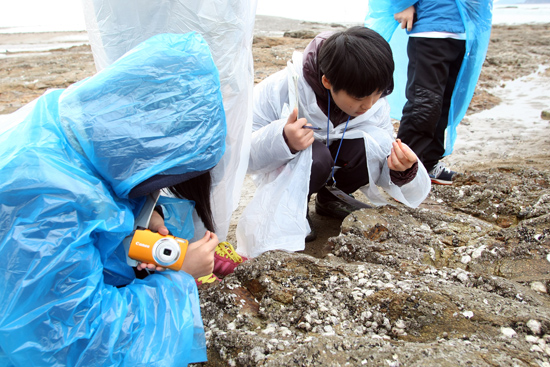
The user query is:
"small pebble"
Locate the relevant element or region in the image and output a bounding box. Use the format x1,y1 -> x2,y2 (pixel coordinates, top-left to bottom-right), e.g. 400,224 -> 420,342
395,320 -> 406,329
501,327 -> 517,338
530,281 -> 547,294
457,273 -> 469,283
530,345 -> 543,353
527,319 -> 542,335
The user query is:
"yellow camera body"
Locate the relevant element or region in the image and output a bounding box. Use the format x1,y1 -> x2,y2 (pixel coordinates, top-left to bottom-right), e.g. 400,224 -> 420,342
128,229 -> 188,271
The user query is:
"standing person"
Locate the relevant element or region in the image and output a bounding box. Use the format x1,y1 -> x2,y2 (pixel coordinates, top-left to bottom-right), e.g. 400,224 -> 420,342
366,0 -> 494,185
0,33 -> 224,366
236,27 -> 431,258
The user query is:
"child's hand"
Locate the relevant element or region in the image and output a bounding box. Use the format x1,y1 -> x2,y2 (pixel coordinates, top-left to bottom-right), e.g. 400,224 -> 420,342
283,107 -> 315,152
136,210 -> 170,272
181,231 -> 219,279
394,6 -> 416,31
387,139 -> 417,172
148,210 -> 169,236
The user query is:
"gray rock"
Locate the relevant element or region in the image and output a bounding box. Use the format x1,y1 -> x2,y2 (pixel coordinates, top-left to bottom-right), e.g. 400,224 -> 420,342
194,167 -> 550,366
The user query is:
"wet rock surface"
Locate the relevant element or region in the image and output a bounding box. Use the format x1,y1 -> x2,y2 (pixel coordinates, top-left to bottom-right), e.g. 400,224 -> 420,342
195,166 -> 550,366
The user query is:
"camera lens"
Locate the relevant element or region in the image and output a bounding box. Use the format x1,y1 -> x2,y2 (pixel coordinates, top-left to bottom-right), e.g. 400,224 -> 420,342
152,238 -> 181,266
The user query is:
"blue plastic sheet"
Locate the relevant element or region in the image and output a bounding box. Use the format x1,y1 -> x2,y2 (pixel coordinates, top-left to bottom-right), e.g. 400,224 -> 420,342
0,32 -> 225,366
366,0 -> 493,156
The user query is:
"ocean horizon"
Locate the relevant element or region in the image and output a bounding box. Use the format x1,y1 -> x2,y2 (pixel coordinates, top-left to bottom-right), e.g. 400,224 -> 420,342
1,0 -> 550,34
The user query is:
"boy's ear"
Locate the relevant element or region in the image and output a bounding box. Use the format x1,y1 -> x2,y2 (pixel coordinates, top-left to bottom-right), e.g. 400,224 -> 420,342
321,75 -> 332,90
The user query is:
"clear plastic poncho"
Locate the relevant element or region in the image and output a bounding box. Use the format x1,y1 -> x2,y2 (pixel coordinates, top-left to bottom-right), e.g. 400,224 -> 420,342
365,0 -> 493,156
0,32 -> 225,366
81,0 -> 257,241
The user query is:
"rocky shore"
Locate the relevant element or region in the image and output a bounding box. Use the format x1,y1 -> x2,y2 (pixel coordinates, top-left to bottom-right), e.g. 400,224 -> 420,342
198,21 -> 550,366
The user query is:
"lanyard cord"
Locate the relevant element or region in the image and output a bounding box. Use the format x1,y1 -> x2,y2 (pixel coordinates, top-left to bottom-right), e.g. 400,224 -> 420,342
327,91 -> 351,187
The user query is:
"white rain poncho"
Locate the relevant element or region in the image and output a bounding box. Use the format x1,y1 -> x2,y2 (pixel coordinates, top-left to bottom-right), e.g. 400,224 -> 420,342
365,0 -> 493,156
236,52 -> 431,258
0,32 -> 225,366
81,0 -> 257,241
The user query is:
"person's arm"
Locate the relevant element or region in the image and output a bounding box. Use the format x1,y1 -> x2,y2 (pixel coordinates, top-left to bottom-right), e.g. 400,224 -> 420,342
394,5 -> 416,31
282,108 -> 314,153
387,139 -> 418,172
139,211 -> 218,278
248,71 -> 313,173
386,139 -> 423,188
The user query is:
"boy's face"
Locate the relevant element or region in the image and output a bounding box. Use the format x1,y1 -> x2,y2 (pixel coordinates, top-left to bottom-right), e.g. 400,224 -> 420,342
322,75 -> 383,117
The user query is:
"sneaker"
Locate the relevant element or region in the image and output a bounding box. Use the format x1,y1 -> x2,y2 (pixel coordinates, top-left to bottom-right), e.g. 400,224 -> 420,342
213,242 -> 247,277
429,162 -> 455,185
196,272 -> 220,287
305,212 -> 317,242
315,194 -> 365,220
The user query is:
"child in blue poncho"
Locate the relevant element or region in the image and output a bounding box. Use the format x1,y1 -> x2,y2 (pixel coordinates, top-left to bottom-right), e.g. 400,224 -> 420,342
0,32 -> 225,366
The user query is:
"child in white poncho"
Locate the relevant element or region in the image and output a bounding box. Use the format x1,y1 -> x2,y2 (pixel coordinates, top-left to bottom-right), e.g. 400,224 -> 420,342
236,27 -> 431,258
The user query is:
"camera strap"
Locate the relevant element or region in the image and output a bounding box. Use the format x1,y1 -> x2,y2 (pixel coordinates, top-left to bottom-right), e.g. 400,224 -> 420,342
123,190 -> 161,267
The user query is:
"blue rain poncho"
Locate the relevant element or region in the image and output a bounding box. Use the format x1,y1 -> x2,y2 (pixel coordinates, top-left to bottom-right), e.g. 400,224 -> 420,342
365,0 -> 493,156
0,32 -> 226,366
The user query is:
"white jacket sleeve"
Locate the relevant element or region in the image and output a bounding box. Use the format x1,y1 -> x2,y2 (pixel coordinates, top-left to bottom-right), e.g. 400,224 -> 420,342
248,70 -> 297,174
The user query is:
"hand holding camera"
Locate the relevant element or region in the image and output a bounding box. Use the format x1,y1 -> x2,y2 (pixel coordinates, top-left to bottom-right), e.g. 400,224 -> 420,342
136,210 -> 170,272
135,211 -> 219,278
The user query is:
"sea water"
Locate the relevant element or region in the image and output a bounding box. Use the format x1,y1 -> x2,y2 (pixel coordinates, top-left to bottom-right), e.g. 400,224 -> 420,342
1,0 -> 549,34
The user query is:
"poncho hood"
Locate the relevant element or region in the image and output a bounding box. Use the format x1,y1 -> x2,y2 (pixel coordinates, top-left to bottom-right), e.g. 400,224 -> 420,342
59,32 -> 226,199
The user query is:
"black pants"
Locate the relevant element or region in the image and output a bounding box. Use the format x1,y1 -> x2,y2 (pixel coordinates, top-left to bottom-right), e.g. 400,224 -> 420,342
309,138 -> 369,203
397,37 -> 465,172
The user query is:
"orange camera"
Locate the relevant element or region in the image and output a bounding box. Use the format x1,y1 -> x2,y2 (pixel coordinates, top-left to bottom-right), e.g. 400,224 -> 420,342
128,229 -> 189,271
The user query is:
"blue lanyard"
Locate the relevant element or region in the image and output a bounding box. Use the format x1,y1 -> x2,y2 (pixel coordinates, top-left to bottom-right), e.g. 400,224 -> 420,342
326,91 -> 350,186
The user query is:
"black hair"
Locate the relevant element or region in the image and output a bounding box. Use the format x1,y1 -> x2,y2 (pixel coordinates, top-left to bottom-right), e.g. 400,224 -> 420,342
167,171 -> 215,232
318,26 -> 394,98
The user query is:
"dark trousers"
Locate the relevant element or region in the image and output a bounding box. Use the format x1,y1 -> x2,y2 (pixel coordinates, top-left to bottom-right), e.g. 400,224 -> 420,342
309,138 -> 369,203
397,37 -> 465,172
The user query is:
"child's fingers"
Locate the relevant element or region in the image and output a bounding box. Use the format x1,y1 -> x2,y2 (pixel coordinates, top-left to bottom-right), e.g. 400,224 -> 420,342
387,155 -> 395,171
387,153 -> 401,171
149,211 -> 169,236
396,139 -> 417,163
391,141 -> 406,162
388,144 -> 414,171
191,231 -> 219,252
205,233 -> 220,253
286,108 -> 298,125
137,262 -> 165,272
